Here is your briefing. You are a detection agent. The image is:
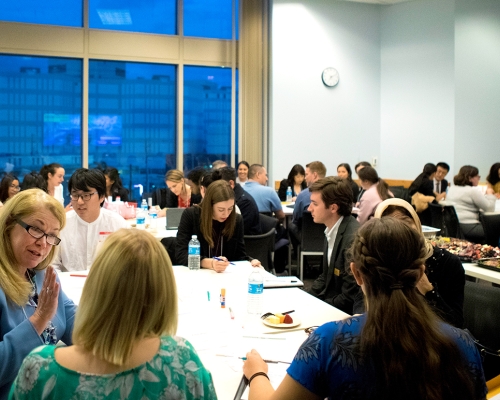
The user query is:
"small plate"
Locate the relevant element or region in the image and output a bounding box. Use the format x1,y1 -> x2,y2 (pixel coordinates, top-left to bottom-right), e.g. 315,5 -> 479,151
262,317 -> 301,329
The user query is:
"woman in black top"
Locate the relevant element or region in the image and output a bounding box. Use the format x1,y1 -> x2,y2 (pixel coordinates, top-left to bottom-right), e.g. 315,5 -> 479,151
175,180 -> 261,272
337,163 -> 360,201
104,167 -> 129,201
278,164 -> 307,201
408,163 -> 437,226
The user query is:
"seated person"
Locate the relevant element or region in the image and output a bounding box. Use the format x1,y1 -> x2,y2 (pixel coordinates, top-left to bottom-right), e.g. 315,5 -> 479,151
156,169 -> 202,217
244,164 -> 285,220
186,166 -> 206,196
374,198 -> 465,328
0,189 -> 76,398
278,164 -> 307,201
357,167 -> 392,225
40,163 -> 65,206
175,180 -> 261,272
21,171 -> 47,192
212,167 -> 261,235
354,161 -> 371,205
337,163 -> 359,201
307,177 -> 363,315
434,162 -> 450,201
0,173 -> 20,204
104,167 -> 129,201
486,162 -> 500,199
446,165 -> 496,243
243,218 -> 486,400
52,168 -> 128,272
237,161 -> 250,185
11,229 -> 216,399
212,159 -> 228,169
408,163 -> 437,226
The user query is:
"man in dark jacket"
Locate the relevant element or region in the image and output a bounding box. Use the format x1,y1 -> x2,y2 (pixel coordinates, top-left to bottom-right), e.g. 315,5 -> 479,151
308,177 -> 364,315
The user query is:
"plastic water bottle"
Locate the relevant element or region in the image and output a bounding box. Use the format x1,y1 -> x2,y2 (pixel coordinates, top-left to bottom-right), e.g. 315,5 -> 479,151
286,186 -> 292,202
188,235 -> 200,271
136,208 -> 146,230
247,269 -> 264,314
141,199 -> 149,225
149,207 -> 158,230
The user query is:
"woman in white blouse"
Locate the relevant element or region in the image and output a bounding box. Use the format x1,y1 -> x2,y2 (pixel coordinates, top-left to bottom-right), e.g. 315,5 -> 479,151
446,165 -> 496,243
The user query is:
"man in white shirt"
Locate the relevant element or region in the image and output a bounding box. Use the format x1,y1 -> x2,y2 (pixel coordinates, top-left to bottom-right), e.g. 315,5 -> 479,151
53,168 -> 128,272
307,177 -> 363,315
433,162 -> 450,201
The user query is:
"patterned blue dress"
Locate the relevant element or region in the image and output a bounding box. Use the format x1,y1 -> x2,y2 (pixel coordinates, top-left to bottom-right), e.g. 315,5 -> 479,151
287,315 -> 487,399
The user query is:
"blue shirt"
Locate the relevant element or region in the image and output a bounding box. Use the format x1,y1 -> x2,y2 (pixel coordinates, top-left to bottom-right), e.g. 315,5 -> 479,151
287,315 -> 487,399
244,181 -> 283,213
292,188 -> 311,226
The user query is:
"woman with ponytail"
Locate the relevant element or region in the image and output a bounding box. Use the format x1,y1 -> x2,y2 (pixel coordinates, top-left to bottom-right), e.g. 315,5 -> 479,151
242,217 -> 486,400
356,166 -> 393,225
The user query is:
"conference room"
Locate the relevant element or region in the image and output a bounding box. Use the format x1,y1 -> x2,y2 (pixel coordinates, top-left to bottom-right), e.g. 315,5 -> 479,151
1,0 -> 500,398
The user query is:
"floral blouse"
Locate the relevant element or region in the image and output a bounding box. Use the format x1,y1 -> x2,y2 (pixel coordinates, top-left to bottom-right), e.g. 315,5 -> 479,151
9,336 -> 217,400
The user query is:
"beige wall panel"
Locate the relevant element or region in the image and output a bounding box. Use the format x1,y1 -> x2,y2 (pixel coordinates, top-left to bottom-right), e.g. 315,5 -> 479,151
0,23 -> 84,54
183,38 -> 233,64
89,30 -> 180,61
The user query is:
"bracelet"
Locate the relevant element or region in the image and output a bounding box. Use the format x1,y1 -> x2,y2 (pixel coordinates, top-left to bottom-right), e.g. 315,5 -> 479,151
248,372 -> 269,386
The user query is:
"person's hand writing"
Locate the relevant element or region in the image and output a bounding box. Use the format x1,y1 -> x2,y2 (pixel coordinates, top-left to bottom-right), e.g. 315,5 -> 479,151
243,349 -> 268,379
212,257 -> 229,273
30,266 -> 59,335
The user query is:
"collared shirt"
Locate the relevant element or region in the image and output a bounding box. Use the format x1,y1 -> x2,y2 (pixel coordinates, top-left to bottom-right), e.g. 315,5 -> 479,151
433,178 -> 441,193
243,181 -> 283,213
292,189 -> 311,226
325,216 -> 344,265
53,208 -> 128,272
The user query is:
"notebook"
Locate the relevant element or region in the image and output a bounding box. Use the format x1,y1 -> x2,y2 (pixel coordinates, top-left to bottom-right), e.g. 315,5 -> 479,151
165,208 -> 185,230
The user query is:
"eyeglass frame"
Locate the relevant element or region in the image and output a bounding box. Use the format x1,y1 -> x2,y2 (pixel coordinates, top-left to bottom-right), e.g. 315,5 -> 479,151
70,191 -> 99,201
10,184 -> 21,190
16,219 -> 61,246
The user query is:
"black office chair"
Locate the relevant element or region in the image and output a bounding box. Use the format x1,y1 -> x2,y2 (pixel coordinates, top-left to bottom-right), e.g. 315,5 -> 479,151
244,228 -> 276,273
463,281 -> 500,381
480,213 -> 500,247
389,186 -> 411,203
296,212 -> 325,280
160,237 -> 178,265
259,213 -> 278,233
428,203 -> 464,238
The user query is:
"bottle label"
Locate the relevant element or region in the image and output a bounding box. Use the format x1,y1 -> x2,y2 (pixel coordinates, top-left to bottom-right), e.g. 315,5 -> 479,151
188,246 -> 200,256
136,217 -> 145,224
248,283 -> 263,294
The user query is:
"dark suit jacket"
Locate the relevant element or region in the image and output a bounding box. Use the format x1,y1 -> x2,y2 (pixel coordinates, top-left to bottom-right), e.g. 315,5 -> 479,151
234,183 -> 261,235
309,216 -> 364,315
175,206 -> 248,266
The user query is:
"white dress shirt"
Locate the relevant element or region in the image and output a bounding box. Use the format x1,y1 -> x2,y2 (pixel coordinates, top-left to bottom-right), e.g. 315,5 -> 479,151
325,216 -> 344,265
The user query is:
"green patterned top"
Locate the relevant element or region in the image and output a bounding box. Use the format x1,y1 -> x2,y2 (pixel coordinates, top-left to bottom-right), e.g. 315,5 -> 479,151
9,336 -> 217,400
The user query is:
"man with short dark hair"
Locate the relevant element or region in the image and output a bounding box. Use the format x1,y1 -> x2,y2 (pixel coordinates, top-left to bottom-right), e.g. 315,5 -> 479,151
434,162 -> 450,201
211,167 -> 261,235
244,164 -> 285,221
53,168 -> 127,272
308,177 -> 363,315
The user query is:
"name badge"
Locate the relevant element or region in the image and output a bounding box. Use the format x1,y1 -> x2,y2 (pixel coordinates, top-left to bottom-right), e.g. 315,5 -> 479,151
334,268 -> 340,276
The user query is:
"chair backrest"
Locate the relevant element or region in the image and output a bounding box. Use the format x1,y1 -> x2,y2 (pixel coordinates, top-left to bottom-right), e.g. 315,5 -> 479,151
259,213 -> 278,233
428,203 -> 445,233
428,203 -> 463,238
389,186 -> 411,203
480,213 -> 500,247
301,212 -> 325,252
244,228 -> 275,271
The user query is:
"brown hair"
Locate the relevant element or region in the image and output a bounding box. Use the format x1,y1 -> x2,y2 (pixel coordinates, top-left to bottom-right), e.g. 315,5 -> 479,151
305,161 -> 326,179
200,180 -> 236,248
358,167 -> 392,201
351,218 -> 476,400
309,177 -> 353,216
453,165 -> 479,186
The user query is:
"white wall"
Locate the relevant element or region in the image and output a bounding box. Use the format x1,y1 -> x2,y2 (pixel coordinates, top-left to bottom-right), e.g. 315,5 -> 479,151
270,1 -> 381,183
271,0 -> 500,184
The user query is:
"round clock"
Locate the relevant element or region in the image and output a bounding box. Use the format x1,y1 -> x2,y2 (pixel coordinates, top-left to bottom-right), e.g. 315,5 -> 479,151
321,67 -> 339,87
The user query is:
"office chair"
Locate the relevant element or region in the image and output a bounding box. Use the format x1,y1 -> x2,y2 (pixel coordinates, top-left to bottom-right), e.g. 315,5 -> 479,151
296,212 -> 325,280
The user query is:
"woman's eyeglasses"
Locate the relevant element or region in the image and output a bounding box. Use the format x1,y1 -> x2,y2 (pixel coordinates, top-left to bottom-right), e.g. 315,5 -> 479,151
10,184 -> 20,191
16,220 -> 61,246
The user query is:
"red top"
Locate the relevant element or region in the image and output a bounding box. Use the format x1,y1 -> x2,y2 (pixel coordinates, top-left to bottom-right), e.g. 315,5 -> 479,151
178,195 -> 191,208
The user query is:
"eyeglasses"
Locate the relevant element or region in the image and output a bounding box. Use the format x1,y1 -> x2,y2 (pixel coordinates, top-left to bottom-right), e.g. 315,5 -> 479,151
70,191 -> 98,201
10,184 -> 20,191
16,220 -> 61,246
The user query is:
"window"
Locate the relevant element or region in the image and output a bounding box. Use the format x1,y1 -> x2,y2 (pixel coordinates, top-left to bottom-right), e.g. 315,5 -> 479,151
184,0 -> 233,39
0,54 -> 82,188
89,0 -> 176,35
0,0 -> 82,27
183,66 -> 233,171
89,60 -> 176,199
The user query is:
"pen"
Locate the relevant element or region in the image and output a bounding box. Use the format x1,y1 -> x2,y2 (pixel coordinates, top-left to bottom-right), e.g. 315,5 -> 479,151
213,256 -> 236,265
229,306 -> 235,319
239,357 -> 291,364
220,288 -> 226,308
207,291 -> 210,301
70,274 -> 88,277
242,335 -> 286,340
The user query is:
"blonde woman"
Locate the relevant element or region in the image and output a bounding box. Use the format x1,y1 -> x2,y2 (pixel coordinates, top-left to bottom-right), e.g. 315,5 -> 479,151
156,169 -> 202,217
11,229 -> 216,399
0,189 -> 76,398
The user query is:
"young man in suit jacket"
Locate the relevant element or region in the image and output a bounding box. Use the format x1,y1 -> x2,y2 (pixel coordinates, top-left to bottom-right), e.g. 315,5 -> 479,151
307,177 -> 364,315
434,162 -> 450,201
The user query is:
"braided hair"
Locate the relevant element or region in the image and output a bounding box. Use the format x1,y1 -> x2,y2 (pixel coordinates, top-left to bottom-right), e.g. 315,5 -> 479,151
350,218 -> 476,400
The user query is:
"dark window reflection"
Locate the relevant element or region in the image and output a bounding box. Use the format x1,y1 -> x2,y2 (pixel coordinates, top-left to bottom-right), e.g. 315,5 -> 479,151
89,60 -> 176,200
0,54 -> 82,201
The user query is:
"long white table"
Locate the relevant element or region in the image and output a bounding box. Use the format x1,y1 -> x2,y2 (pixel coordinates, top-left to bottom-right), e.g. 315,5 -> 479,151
58,262 -> 349,400
125,216 -> 177,240
463,263 -> 500,285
